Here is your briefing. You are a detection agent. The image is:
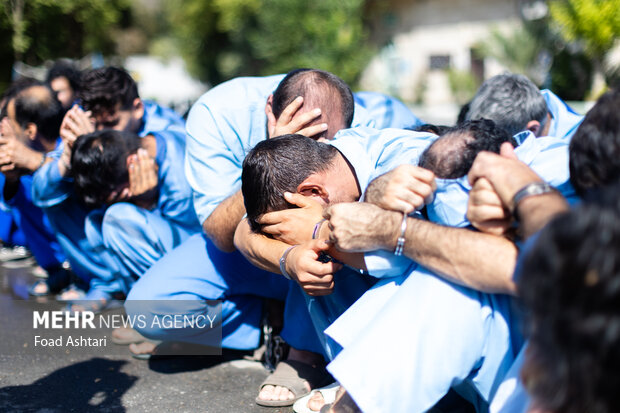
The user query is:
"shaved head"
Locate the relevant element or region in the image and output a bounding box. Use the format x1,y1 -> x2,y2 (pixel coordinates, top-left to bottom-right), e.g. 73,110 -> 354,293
272,69 -> 354,139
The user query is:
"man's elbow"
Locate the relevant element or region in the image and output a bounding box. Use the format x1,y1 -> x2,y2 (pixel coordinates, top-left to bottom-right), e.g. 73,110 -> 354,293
202,219 -> 236,252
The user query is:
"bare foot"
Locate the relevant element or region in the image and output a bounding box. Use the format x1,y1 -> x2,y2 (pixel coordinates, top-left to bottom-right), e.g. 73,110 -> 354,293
111,327 -> 145,345
258,384 -> 300,403
32,281 -> 49,295
129,341 -> 158,356
58,289 -> 83,301
257,347 -> 325,403
307,390 -> 326,411
69,298 -> 106,313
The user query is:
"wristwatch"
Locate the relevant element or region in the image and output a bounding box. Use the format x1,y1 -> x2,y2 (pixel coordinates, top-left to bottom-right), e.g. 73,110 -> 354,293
511,181 -> 557,220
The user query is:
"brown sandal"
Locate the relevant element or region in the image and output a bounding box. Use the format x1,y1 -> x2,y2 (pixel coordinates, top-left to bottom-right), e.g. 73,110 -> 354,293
255,359 -> 333,407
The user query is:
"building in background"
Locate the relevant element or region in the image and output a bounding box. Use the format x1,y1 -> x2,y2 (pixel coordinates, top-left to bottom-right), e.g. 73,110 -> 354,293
361,0 -> 522,105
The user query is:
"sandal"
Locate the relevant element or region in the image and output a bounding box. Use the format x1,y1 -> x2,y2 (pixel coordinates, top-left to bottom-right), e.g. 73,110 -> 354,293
28,267 -> 72,297
256,359 -> 334,407
293,383 -> 340,413
319,405 -> 332,413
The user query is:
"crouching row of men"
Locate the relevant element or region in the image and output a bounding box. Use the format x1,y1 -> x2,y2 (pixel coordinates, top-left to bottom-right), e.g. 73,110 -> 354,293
5,63 -> 610,412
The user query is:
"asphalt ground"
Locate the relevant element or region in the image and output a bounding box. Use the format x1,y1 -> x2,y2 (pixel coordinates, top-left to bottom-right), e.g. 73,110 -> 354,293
0,258 -> 476,413
0,260 -> 293,413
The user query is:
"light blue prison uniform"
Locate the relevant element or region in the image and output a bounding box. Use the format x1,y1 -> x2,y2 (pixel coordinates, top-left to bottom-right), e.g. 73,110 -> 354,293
0,139 -> 65,273
354,91 -> 423,130
32,101 -> 186,294
0,209 -> 25,246
325,132 -> 577,413
0,172 -> 66,271
84,130 -> 202,284
124,76 -> 422,351
185,74 -> 422,225
126,126 -> 436,353
489,232 -> 543,413
541,89 -> 583,141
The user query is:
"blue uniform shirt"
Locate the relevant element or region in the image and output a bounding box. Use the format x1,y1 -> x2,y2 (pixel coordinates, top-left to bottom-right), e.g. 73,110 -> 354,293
152,131 -> 201,233
185,75 -> 422,225
541,89 -> 583,141
32,103 -> 186,285
354,91 -> 422,130
428,132 -> 578,228
139,100 -> 186,140
330,127 -> 437,278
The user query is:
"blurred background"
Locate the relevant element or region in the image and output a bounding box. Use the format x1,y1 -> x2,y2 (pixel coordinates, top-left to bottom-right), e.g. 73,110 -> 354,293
1,0 -> 618,120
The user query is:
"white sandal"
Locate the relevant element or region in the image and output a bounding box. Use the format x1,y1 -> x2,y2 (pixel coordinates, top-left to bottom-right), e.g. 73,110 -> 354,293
293,382 -> 340,413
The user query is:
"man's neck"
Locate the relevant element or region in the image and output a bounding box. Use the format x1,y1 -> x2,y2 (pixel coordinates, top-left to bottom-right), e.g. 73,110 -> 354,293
539,112 -> 552,137
334,152 -> 361,202
31,135 -> 57,154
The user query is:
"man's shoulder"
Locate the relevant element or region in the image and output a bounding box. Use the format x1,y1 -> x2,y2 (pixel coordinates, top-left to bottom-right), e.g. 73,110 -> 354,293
333,126 -> 435,147
195,74 -> 285,108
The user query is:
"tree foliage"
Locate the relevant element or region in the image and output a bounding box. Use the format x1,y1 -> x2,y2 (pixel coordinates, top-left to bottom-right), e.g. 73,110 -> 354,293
475,26 -> 548,85
1,0 -> 130,63
165,0 -> 373,87
549,0 -> 620,60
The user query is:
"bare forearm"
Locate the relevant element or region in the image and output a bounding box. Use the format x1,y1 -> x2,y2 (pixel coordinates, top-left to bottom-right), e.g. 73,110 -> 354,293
22,149 -> 46,173
403,217 -> 518,294
517,193 -> 569,240
57,148 -> 72,177
234,217 -> 365,274
234,219 -> 288,273
203,190 -> 246,252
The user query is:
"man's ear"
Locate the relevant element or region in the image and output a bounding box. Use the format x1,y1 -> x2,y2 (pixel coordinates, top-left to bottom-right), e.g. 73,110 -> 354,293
131,98 -> 145,121
297,178 -> 329,202
25,123 -> 38,141
526,120 -> 541,136
265,94 -> 276,138
265,94 -> 274,117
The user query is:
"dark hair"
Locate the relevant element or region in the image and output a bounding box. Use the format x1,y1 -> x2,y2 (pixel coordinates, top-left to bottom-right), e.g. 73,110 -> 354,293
466,73 -> 548,136
418,119 -> 516,178
412,123 -> 451,135
0,77 -> 41,117
242,134 -> 339,232
13,85 -> 64,142
46,60 -> 81,93
272,69 -> 354,136
518,187 -> 620,413
77,66 -> 139,114
71,129 -> 142,208
456,101 -> 471,125
569,89 -> 620,197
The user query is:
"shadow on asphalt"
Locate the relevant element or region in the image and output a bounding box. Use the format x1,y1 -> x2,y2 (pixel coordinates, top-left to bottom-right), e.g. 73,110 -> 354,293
0,358 -> 136,411
146,348 -> 254,374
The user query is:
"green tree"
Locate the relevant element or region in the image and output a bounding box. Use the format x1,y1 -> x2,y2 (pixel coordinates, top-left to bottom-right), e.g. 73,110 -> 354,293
549,0 -> 620,60
166,0 -> 372,87
0,0 -> 130,90
549,0 -> 620,88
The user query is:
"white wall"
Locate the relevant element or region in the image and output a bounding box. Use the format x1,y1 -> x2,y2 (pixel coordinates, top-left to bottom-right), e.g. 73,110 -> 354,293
360,0 -> 520,104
